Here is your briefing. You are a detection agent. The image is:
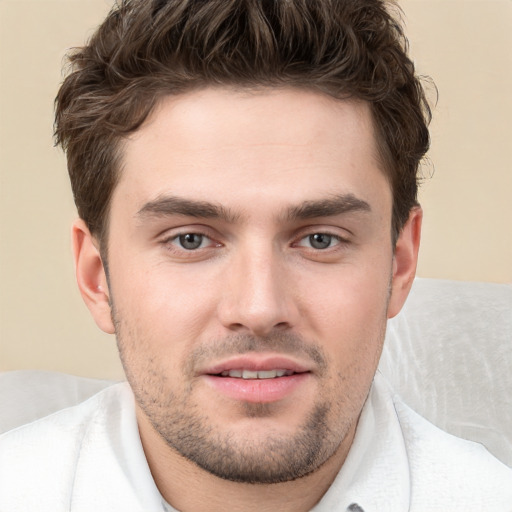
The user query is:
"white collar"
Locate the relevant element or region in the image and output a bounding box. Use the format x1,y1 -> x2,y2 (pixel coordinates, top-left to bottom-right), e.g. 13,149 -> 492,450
1,375 -> 409,511
312,373 -> 410,512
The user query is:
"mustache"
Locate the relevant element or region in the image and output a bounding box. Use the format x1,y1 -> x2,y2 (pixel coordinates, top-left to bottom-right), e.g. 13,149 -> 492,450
187,332 -> 328,373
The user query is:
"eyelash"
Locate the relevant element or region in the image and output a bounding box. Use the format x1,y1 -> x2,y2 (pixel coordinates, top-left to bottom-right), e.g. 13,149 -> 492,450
294,232 -> 348,251
160,229 -> 349,257
162,231 -> 219,253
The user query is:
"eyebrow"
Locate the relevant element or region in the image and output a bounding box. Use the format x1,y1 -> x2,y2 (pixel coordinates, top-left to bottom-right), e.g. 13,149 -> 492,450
137,196 -> 240,223
283,193 -> 371,221
136,193 -> 371,224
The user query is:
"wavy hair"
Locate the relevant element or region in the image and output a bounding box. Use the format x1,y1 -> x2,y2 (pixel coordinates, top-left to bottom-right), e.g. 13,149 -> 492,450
55,0 -> 431,247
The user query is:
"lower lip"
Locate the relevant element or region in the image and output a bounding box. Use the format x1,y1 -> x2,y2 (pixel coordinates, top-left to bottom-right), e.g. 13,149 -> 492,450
203,373 -> 310,403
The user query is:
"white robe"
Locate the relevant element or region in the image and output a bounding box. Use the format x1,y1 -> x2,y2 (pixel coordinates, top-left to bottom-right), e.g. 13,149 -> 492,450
0,373 -> 510,511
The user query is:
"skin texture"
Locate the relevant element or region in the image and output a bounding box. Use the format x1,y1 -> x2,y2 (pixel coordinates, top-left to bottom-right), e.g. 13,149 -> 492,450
73,87 -> 421,511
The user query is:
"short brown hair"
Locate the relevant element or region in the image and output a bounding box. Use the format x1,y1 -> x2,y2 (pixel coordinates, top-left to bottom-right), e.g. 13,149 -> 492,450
55,0 -> 431,247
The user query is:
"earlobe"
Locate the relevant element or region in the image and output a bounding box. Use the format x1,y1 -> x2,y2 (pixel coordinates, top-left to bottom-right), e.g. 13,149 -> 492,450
72,219 -> 115,334
387,206 -> 422,319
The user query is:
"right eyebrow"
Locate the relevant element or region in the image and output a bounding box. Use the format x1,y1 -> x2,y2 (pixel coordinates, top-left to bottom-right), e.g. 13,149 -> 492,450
136,195 -> 240,223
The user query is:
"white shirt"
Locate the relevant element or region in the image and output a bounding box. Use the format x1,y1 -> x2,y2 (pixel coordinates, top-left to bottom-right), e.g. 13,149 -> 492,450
0,373 -> 510,511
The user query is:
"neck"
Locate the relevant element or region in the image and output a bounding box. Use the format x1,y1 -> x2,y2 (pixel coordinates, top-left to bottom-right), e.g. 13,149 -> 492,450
137,411 -> 356,512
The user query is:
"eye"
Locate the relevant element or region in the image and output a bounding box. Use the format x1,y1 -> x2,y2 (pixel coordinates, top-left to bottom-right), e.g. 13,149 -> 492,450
297,233 -> 341,250
173,233 -> 211,250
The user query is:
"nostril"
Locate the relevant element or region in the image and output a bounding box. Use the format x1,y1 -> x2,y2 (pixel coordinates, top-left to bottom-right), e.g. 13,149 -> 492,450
229,322 -> 246,332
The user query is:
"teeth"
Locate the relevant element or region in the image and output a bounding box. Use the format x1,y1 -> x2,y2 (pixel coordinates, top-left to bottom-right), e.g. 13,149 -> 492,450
243,369 -> 259,379
256,370 -> 277,379
220,369 -> 293,379
221,369 -> 242,377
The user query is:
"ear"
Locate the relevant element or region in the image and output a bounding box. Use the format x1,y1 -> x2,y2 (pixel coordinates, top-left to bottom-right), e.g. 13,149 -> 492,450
387,206 -> 422,319
72,219 -> 115,334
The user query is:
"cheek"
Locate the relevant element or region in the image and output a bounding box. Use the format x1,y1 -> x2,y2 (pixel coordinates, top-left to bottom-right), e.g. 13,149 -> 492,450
301,259 -> 390,325
299,263 -> 390,368
109,257 -> 221,351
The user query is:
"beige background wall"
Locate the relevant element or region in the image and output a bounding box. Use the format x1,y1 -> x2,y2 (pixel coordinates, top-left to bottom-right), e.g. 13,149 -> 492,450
1,0 -> 511,379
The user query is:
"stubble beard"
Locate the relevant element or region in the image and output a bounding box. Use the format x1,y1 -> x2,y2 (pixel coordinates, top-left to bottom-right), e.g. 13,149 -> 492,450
139,386 -> 337,484
114,315 -> 370,484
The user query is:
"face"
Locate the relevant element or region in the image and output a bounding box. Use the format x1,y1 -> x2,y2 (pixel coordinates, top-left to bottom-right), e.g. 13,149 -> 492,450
78,87 -> 419,484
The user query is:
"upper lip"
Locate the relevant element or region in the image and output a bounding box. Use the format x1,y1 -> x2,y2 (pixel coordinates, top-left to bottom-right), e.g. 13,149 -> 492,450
200,354 -> 313,376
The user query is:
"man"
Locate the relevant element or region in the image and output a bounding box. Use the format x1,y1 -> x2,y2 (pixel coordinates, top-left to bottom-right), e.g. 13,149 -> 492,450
0,0 -> 510,510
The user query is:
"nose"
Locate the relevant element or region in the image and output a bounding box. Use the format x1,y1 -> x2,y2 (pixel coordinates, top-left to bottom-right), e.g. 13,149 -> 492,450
217,243 -> 298,337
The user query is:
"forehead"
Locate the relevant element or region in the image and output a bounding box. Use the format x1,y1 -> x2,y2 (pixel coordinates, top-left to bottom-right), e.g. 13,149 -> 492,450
114,87 -> 391,218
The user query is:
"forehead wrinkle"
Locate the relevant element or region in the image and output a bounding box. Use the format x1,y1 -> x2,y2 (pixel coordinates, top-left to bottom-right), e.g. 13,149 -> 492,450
136,195 -> 242,224
281,193 -> 371,222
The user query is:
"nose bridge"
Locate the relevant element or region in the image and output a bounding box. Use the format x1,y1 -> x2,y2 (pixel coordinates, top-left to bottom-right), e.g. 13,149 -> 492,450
219,238 -> 294,335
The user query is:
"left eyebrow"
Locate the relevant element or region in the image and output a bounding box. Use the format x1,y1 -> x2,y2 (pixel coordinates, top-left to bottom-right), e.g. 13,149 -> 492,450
283,193 -> 371,221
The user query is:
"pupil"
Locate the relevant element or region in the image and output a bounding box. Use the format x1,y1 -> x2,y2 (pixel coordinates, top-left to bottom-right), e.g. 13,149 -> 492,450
180,233 -> 202,250
310,233 -> 331,249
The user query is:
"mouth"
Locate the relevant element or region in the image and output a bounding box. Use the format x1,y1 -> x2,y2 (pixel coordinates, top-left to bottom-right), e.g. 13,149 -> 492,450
216,369 -> 296,379
201,356 -> 312,403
